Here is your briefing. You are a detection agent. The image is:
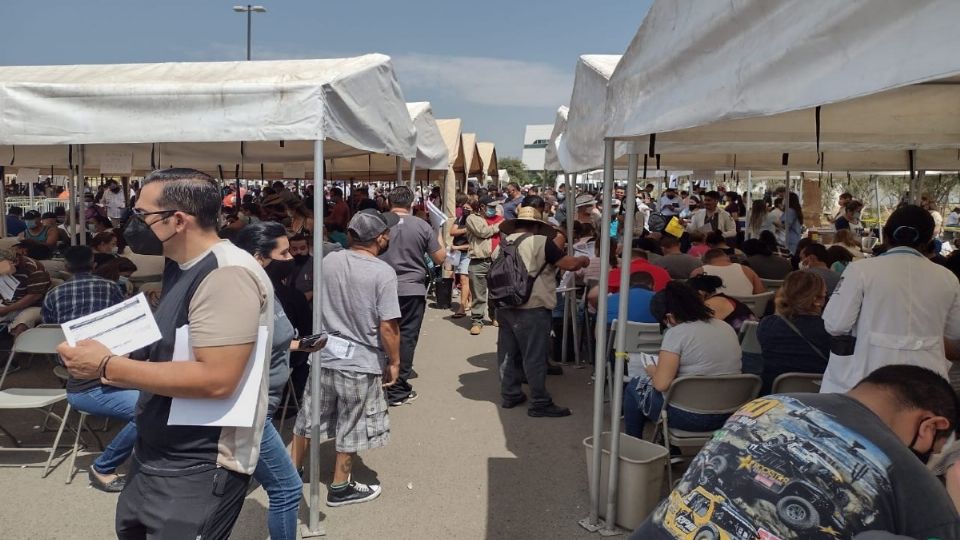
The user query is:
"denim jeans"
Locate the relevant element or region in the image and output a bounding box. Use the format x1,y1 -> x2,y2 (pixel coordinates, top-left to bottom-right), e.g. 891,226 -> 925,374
497,307 -> 553,407
623,376 -> 730,439
66,385 -> 138,474
253,419 -> 303,540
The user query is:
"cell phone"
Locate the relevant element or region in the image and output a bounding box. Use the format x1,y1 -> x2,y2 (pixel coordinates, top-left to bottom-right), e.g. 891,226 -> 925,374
299,331 -> 337,349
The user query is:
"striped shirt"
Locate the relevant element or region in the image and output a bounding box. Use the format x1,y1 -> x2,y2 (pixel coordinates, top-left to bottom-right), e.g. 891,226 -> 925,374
9,256 -> 51,304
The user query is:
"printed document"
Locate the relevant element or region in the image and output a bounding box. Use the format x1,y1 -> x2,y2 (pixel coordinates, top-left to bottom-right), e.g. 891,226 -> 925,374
61,293 -> 161,356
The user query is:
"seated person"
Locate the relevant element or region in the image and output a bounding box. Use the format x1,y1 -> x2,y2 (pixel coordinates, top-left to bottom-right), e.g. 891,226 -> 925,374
40,211 -> 70,252
42,246 -> 131,492
86,214 -> 113,236
686,230 -> 709,259
622,282 -> 742,439
652,235 -> 701,279
630,365 -> 960,540
705,230 -> 745,262
17,210 -> 58,255
690,248 -> 765,297
0,246 -> 50,336
587,270 -> 658,324
831,228 -> 865,260
741,238 -> 792,280
759,228 -> 792,258
607,249 -> 671,293
799,242 -> 842,295
687,274 -> 757,333
826,244 -> 854,274
93,257 -> 138,297
90,231 -> 119,268
758,270 -> 831,394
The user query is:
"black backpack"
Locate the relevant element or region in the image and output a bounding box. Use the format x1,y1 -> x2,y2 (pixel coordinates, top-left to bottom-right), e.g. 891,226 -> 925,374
487,233 -> 549,308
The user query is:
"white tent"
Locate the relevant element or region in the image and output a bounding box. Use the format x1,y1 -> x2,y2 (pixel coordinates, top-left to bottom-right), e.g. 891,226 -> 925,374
555,55 -> 621,174
0,55 -> 418,537
544,106 -> 568,172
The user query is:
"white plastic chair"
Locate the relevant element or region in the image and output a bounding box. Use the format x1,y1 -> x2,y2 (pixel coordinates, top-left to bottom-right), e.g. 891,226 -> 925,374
771,372 -> 823,394
730,291 -> 775,318
759,278 -> 783,295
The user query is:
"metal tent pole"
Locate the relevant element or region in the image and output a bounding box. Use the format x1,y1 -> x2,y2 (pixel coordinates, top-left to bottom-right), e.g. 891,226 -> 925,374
77,145 -> 86,246
581,139 -> 616,532
409,158 -> 417,190
561,172 -> 576,366
875,175 -> 883,243
0,166 -> 5,237
570,172 -> 581,366
603,150 -> 639,534
396,155 -> 402,188
303,139 -> 327,538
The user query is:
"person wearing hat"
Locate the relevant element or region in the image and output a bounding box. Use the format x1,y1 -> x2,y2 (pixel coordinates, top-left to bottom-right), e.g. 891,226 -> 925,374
465,195 -> 505,335
18,209 -> 58,252
0,245 -> 51,337
497,198 -> 589,417
574,193 -> 597,227
5,206 -> 25,238
289,207 -> 400,507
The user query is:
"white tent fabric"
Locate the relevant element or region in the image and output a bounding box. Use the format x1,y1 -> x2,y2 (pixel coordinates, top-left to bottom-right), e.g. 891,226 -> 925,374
0,55 -> 417,171
556,55 -> 622,173
477,142 -> 498,180
544,106 -> 568,172
604,0 -> 960,160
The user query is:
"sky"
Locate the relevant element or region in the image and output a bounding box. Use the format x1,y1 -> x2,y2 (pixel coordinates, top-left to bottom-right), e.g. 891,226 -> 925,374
0,0 -> 652,160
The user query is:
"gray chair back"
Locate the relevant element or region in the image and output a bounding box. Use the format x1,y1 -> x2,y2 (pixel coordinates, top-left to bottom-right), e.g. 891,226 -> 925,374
771,372 -> 823,394
730,291 -> 774,318
739,320 -> 762,355
662,374 -> 762,415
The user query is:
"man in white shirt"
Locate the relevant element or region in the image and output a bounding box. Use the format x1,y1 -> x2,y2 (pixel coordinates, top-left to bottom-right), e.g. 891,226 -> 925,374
101,180 -> 127,227
946,207 -> 960,227
685,190 -> 737,240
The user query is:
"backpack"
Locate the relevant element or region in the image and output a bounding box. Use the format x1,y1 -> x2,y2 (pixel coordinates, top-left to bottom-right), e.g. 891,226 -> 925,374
487,233 -> 549,308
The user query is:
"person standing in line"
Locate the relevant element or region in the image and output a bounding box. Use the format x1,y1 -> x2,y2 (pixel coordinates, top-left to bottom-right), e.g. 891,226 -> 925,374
378,186 -> 445,406
501,182 -> 524,221
821,205 -> 960,393
497,203 -> 589,417
58,168 -> 273,539
783,192 -> 804,254
466,196 -> 504,335
289,209 -> 400,506
101,180 -> 127,228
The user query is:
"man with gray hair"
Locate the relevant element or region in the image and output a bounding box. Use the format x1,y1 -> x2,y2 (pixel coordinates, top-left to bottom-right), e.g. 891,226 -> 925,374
59,168 -> 274,539
379,186 -> 445,406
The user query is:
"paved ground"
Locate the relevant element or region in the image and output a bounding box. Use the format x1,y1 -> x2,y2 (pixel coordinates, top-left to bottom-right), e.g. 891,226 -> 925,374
0,302 -> 617,539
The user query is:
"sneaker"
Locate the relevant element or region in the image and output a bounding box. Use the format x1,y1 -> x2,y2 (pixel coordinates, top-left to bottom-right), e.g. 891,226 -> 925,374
470,324 -> 482,335
501,394 -> 527,409
88,469 -> 126,493
528,403 -> 572,418
389,390 -> 419,407
326,480 -> 382,507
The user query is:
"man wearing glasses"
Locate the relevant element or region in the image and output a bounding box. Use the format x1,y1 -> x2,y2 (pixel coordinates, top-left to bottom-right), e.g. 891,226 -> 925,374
59,168 -> 274,540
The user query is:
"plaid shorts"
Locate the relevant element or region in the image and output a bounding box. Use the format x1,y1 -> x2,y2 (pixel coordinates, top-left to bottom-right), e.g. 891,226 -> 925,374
293,367 -> 390,453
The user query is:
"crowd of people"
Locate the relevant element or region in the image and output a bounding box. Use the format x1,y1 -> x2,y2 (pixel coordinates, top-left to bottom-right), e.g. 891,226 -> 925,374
1,168 -> 958,538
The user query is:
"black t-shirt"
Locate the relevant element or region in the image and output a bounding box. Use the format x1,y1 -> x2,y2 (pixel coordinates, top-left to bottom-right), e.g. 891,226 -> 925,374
544,237 -> 564,265
835,215 -> 852,230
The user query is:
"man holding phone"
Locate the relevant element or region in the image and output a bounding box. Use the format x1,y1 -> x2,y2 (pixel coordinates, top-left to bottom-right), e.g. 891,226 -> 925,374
290,208 -> 401,507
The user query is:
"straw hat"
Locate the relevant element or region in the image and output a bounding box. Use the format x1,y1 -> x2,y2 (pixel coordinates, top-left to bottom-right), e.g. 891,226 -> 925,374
499,206 -> 559,238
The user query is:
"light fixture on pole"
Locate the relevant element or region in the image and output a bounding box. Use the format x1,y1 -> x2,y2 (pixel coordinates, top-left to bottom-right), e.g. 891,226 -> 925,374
232,5 -> 267,61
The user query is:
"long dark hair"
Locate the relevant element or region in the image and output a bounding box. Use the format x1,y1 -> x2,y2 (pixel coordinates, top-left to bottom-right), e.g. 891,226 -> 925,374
787,192 -> 803,226
234,221 -> 287,259
650,281 -> 714,324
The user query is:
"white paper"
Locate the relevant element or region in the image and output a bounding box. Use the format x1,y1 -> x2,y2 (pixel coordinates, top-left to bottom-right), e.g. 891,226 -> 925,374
168,325 -> 268,427
324,335 -> 355,360
282,162 -> 306,179
17,168 -> 39,184
61,293 -> 161,356
0,274 -> 19,302
425,199 -> 447,235
99,152 -> 133,175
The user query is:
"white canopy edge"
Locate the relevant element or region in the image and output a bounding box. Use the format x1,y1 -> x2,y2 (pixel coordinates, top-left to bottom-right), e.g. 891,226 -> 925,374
544,106 -> 568,172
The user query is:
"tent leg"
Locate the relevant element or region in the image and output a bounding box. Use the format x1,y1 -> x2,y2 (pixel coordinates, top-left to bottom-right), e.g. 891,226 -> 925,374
875,175 -> 883,243
0,166 -> 5,238
602,150 -> 639,535
77,145 -> 86,246
409,158 -> 416,190
302,139 -> 327,539
580,139 -> 616,532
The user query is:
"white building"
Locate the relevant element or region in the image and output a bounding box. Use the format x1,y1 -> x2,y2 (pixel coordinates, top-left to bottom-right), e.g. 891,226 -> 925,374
521,124 -> 552,173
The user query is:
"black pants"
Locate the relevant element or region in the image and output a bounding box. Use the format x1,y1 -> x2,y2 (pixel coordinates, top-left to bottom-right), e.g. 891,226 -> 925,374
386,295 -> 426,403
116,459 -> 250,540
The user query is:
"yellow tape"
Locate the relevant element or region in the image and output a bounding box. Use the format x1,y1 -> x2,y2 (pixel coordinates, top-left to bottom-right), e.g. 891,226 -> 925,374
614,352 -> 630,359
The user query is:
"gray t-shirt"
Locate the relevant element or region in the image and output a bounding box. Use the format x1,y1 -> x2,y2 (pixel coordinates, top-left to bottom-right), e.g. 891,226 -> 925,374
804,266 -> 842,296
661,318 -> 741,376
632,393 -> 960,540
319,250 -> 401,373
652,253 -> 702,279
267,297 -> 296,415
378,212 -> 440,297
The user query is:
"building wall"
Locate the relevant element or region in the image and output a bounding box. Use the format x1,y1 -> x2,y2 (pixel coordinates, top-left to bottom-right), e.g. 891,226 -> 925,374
521,124 -> 552,171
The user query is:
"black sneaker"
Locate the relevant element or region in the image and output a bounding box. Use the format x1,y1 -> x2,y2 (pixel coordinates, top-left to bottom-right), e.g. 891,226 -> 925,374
501,394 -> 527,409
528,403 -> 572,418
326,480 -> 382,507
88,469 -> 126,493
388,390 -> 419,407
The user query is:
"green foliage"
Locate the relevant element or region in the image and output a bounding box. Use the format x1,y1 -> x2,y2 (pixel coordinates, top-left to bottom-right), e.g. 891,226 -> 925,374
499,157 -> 529,185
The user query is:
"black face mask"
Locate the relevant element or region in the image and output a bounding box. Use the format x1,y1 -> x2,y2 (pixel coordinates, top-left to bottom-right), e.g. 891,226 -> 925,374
122,216 -> 172,256
908,430 -> 935,465
265,258 -> 296,283
110,187 -> 121,193
292,254 -> 310,266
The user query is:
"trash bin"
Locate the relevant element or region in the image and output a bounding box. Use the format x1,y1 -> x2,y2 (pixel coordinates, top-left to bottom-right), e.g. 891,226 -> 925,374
434,277 -> 453,309
583,431 -> 668,530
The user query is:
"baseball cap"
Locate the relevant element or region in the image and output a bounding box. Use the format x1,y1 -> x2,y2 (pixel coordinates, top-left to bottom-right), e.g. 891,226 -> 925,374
479,196 -> 497,207
347,209 -> 400,242
23,210 -> 40,220
0,247 -> 17,262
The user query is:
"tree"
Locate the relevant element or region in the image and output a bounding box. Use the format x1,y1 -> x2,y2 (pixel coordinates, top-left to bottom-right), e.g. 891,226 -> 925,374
498,157 -> 529,185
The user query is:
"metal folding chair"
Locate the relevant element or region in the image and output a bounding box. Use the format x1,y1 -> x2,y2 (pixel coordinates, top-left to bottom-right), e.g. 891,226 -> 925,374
771,372 -> 823,394
729,291 -> 775,318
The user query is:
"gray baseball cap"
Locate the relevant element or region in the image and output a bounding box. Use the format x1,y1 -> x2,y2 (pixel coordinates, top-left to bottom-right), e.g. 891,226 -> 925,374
347,209 -> 400,242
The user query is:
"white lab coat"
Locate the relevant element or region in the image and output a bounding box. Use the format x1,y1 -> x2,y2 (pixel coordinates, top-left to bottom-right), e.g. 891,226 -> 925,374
685,208 -> 737,239
820,247 -> 960,393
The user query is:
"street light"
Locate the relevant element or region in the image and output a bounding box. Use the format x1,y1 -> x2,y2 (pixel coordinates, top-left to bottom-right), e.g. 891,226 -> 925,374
232,5 -> 266,61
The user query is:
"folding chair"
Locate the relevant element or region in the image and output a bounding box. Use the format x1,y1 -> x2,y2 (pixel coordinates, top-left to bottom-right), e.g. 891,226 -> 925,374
0,326 -> 74,477
739,320 -> 762,355
759,278 -> 783,295
771,372 -> 823,394
654,374 -> 762,486
729,291 -> 775,318
605,321 -> 663,409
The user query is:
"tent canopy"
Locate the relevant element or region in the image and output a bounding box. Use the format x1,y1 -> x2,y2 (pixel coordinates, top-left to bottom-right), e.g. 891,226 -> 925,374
461,133 -> 483,177
557,55 -> 622,173
436,118 -> 465,177
544,106 -> 568,172
0,55 -> 418,175
603,0 -> 960,167
477,142 -> 498,180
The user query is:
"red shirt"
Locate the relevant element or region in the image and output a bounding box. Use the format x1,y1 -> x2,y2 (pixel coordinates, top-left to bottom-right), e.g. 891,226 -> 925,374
607,258 -> 671,293
486,215 -> 505,250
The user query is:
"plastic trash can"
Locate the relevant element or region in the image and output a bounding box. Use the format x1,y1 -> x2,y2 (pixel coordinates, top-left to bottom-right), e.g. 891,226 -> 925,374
434,277 -> 453,309
583,431 -> 668,530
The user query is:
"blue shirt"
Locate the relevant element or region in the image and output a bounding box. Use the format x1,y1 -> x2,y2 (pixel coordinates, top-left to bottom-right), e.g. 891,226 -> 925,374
606,286 -> 657,324
502,196 -> 523,220
5,214 -> 25,237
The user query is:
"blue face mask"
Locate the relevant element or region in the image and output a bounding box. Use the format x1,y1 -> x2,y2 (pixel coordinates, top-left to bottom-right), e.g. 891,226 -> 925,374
24,220 -> 37,228
485,207 -> 496,218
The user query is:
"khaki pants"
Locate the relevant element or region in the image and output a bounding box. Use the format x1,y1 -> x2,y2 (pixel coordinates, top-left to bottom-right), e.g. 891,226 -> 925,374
468,258 -> 491,324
